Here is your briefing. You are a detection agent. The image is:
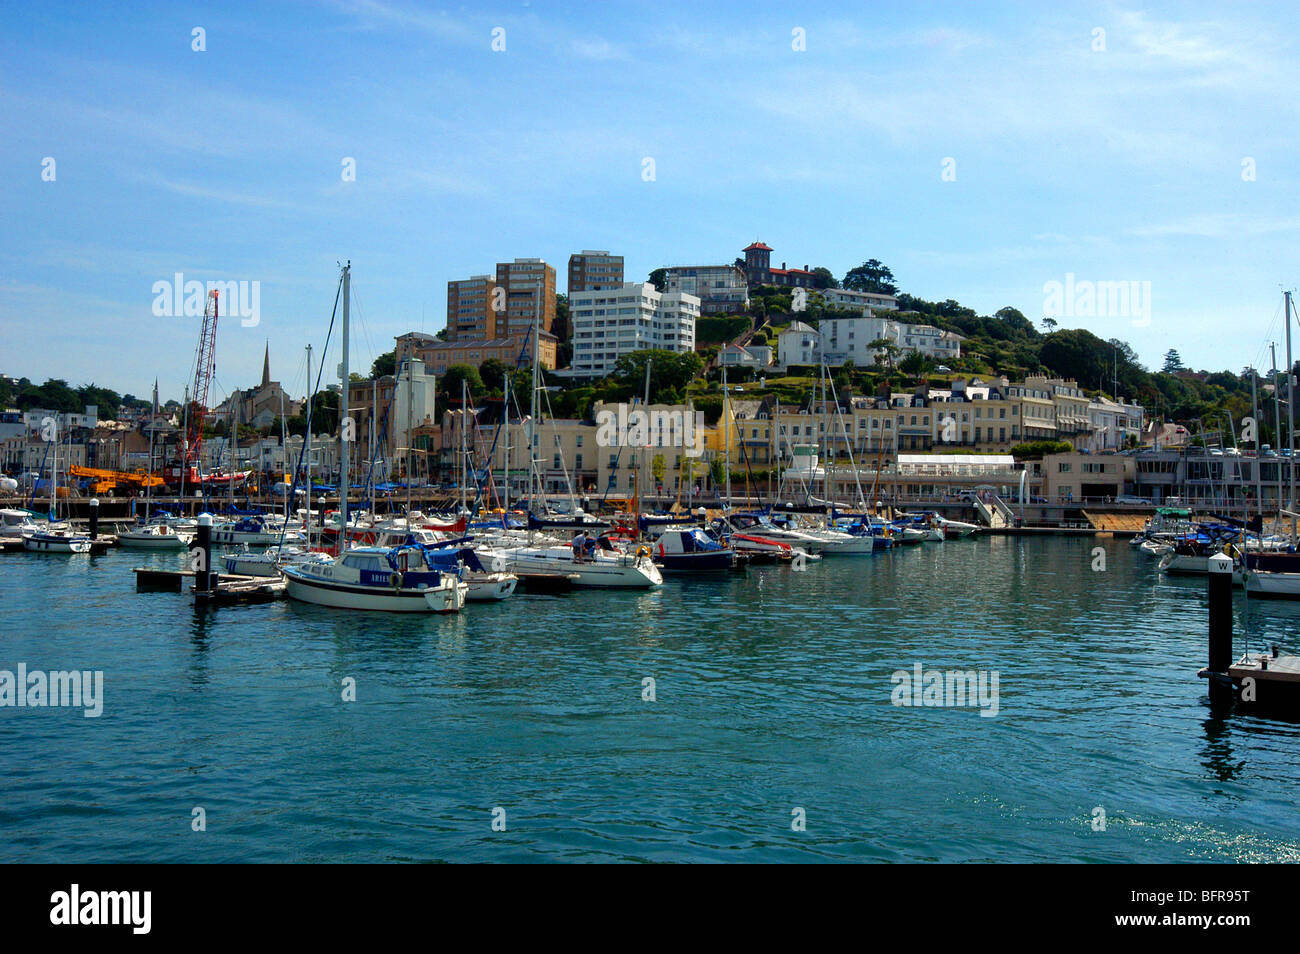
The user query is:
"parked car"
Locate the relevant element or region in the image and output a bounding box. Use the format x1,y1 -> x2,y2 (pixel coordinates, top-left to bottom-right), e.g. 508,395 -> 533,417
1113,494 -> 1145,505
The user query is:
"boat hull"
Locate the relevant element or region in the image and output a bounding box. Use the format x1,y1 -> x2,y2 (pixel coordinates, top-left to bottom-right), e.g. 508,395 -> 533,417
22,533 -> 90,553
118,532 -> 192,550
284,568 -> 465,612
464,573 -> 518,601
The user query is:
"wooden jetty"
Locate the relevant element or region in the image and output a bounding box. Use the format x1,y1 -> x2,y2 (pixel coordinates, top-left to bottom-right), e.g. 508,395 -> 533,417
195,575 -> 288,606
1197,551 -> 1300,716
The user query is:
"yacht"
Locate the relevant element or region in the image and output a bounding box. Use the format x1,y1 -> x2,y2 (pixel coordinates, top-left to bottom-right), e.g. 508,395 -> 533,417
282,544 -> 466,612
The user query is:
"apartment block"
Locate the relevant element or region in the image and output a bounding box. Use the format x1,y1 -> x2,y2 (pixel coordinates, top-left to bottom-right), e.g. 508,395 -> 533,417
662,264 -> 749,315
569,282 -> 700,377
567,250 -> 624,294
446,275 -> 499,340
495,258 -> 557,338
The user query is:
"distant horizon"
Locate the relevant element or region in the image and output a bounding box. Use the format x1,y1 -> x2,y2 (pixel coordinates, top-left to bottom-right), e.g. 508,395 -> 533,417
3,1 -> 1297,399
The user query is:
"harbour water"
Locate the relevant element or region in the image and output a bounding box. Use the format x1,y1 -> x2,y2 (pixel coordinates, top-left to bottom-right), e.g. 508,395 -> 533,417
3,535 -> 1299,863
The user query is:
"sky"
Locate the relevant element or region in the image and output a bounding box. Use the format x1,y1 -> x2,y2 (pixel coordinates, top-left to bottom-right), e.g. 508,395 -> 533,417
2,0 -> 1298,406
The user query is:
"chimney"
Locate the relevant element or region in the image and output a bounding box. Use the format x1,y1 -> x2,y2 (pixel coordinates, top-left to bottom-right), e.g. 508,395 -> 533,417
781,262 -> 787,270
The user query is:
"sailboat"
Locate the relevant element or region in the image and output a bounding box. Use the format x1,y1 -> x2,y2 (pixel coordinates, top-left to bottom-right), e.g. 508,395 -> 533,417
120,382 -> 193,550
23,418 -> 90,553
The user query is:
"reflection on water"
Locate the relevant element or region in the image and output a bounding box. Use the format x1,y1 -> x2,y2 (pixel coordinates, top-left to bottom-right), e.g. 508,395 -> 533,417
2,537 -> 1299,862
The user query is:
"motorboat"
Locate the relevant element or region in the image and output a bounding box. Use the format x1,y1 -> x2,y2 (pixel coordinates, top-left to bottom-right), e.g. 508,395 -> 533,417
649,527 -> 737,573
498,536 -> 663,588
22,527 -> 91,553
118,522 -> 193,549
283,544 -> 466,612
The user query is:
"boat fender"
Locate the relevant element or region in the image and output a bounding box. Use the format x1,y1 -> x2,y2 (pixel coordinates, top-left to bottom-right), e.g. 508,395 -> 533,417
657,543 -> 665,559
389,571 -> 403,590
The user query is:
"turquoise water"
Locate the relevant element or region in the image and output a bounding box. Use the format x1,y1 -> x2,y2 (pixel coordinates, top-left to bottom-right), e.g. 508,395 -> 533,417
2,536 -> 1298,863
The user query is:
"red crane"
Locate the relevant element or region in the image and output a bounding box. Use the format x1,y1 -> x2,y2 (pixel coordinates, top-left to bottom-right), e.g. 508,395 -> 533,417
166,290 -> 220,487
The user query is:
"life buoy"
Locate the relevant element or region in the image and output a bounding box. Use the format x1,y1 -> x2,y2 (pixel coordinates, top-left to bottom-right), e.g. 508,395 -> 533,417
389,571 -> 403,590
636,545 -> 651,559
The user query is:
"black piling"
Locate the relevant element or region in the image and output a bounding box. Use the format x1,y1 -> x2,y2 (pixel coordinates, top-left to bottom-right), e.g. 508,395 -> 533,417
1207,551 -> 1234,703
193,514 -> 214,597
88,498 -> 99,540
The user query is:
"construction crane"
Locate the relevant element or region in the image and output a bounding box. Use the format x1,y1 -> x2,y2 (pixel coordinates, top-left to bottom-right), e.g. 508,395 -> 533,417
69,466 -> 165,496
166,289 -> 220,487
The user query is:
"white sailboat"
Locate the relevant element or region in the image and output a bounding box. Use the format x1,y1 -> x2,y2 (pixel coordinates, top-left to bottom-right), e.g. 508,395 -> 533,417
121,383 -> 193,550
22,420 -> 90,553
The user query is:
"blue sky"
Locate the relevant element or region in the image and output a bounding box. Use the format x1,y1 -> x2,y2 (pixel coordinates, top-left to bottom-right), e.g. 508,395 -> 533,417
2,1 -> 1298,405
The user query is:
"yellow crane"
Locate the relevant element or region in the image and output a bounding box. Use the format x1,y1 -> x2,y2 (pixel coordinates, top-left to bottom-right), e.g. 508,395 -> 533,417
69,465 -> 165,495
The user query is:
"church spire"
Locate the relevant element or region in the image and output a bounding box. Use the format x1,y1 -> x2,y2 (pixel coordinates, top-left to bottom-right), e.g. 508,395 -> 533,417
261,340 -> 271,388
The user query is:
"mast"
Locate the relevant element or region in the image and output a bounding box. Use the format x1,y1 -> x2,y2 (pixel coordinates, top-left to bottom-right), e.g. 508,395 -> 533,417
305,343 -> 314,547
501,379 -> 506,514
1287,290 -> 1295,541
530,292 -> 541,512
722,365 -> 731,506
340,262 -> 352,539
146,379 -> 158,521
180,386 -> 188,509
405,354 -> 413,519
280,389 -> 288,522
1273,342 -> 1282,523
643,356 -> 652,511
1252,368 -> 1262,522
228,389 -> 237,512
371,378 -> 377,515
49,415 -> 57,521
461,377 -> 468,515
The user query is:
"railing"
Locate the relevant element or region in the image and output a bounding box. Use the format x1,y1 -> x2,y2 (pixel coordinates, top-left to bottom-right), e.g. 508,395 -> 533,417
990,494 -> 1017,525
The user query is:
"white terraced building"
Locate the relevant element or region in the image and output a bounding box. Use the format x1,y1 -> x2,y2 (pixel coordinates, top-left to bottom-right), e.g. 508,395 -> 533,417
568,282 -> 700,377
780,315 -> 963,368
819,287 -> 899,314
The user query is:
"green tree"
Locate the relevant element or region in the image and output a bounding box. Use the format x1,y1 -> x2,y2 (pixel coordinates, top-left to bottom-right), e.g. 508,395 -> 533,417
440,364 -> 484,402
1163,349 -> 1185,373
478,357 -> 510,393
900,350 -> 931,376
810,266 -> 838,289
648,268 -> 667,292
708,456 -> 726,488
613,350 -> 704,404
842,259 -> 897,294
370,351 -> 397,378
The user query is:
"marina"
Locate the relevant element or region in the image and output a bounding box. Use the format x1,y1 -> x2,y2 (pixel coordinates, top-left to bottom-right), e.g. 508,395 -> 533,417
3,0 -> 1298,896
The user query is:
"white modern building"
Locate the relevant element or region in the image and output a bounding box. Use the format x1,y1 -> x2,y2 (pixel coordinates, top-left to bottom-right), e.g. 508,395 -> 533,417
718,343 -> 772,370
896,322 -> 963,360
662,265 -> 749,314
569,282 -> 701,377
819,287 -> 898,314
780,315 -> 963,369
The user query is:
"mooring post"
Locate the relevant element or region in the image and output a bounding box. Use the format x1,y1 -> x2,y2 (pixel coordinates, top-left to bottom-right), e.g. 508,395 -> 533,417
195,513 -> 213,596
88,497 -> 99,540
1207,551 -> 1234,702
